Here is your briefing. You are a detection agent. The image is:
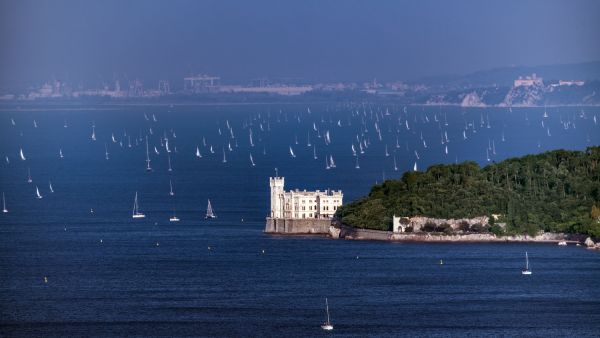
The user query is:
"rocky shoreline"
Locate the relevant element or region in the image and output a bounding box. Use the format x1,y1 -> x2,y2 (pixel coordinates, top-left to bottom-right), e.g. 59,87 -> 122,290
328,225 -> 600,250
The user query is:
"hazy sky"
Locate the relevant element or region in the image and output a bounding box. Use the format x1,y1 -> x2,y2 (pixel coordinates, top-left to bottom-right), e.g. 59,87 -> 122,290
1,0 -> 599,87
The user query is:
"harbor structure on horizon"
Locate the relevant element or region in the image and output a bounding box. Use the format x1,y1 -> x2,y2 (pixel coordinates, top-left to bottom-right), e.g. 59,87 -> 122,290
266,175 -> 343,234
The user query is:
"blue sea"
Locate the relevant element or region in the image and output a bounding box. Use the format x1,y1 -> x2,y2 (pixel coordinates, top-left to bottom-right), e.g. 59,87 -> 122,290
1,103 -> 599,337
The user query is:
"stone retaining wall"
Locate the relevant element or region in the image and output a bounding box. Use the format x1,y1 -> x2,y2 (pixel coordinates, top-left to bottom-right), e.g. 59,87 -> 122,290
265,217 -> 332,234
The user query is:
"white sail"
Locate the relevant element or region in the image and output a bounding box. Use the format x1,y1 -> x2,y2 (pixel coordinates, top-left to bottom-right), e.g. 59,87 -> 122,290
250,153 -> 255,167
413,162 -> 418,172
168,153 -> 173,171
289,146 -> 296,158
196,146 -> 202,158
222,149 -> 227,163
355,156 -> 360,169
351,144 -> 356,156
210,145 -> 215,154
59,148 -> 64,158
105,144 -> 109,160
20,148 -> 26,161
91,126 -> 96,141
49,181 -> 54,193
522,252 -> 532,275
169,180 -> 174,196
35,186 -> 43,199
112,133 -> 117,143
27,168 -> 32,183
205,199 -> 217,219
329,155 -> 336,168
313,146 -> 317,160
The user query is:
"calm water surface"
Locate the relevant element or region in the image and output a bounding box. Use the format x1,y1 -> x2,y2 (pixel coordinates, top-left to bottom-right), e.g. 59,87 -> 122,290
1,104 -> 599,337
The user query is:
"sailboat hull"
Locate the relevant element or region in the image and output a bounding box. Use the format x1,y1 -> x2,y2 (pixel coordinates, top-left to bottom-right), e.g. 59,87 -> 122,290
321,324 -> 333,331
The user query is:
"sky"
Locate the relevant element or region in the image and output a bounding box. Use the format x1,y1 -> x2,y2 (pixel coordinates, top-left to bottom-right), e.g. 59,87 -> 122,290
0,0 -> 599,88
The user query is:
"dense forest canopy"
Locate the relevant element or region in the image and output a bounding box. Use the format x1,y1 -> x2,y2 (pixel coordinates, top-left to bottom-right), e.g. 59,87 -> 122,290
336,147 -> 600,237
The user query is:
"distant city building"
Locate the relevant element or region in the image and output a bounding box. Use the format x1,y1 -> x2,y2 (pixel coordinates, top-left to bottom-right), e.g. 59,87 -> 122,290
269,176 -> 343,219
158,80 -> 170,94
184,74 -> 220,93
219,85 -> 313,96
558,80 -> 585,86
514,74 -> 543,87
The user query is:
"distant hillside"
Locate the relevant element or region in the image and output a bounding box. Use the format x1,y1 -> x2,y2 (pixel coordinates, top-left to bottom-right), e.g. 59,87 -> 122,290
415,61 -> 600,88
336,147 -> 600,237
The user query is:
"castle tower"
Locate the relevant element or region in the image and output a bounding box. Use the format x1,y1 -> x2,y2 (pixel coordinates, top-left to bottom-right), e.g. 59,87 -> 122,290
269,176 -> 285,218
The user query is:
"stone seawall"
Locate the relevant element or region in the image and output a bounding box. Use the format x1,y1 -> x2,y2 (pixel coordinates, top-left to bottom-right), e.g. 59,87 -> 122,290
330,225 -> 587,244
265,218 -> 332,234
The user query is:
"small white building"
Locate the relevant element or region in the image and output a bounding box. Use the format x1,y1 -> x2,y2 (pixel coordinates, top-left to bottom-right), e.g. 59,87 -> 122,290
269,176 -> 343,219
393,215 -> 409,233
514,74 -> 543,87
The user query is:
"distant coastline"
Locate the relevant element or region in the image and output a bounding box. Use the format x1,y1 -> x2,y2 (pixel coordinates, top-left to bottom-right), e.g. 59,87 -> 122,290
1,100 -> 599,113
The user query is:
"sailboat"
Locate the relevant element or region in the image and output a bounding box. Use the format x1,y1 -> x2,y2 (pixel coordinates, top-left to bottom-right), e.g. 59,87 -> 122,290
169,180 -> 175,196
27,168 -> 32,183
289,146 -> 296,158
196,146 -> 202,158
313,146 -> 317,160
2,192 -> 8,213
249,153 -> 256,167
329,155 -> 336,168
413,162 -> 418,172
49,181 -> 54,193
91,125 -> 96,141
321,298 -> 334,331
393,156 -> 398,171
169,209 -> 180,222
222,148 -> 227,163
205,199 -> 217,219
59,148 -> 64,159
145,136 -> 152,171
35,186 -> 43,199
19,148 -> 26,161
105,144 -> 109,160
168,153 -> 173,171
521,252 -> 532,275
355,156 -> 360,169
132,192 -> 146,218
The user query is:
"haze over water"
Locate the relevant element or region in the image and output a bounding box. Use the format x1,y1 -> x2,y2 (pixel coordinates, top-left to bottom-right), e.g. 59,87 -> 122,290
1,104 -> 599,336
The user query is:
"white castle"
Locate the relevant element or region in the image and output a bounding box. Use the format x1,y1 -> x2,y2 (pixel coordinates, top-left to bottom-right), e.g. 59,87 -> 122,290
269,176 -> 343,219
